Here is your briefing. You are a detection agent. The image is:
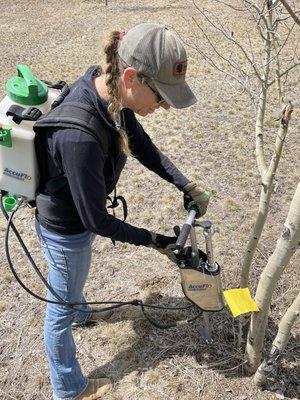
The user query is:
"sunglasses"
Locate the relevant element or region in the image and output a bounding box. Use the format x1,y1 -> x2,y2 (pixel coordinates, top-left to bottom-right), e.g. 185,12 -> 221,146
141,78 -> 165,105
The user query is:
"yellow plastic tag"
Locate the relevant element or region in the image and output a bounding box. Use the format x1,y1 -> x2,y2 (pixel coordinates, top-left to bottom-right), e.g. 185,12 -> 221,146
223,288 -> 259,318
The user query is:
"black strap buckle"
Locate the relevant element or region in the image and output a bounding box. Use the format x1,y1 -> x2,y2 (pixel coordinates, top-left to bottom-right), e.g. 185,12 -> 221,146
22,107 -> 43,121
6,105 -> 43,124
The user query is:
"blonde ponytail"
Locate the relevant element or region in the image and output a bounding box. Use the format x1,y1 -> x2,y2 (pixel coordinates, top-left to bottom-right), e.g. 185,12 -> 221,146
103,31 -> 131,156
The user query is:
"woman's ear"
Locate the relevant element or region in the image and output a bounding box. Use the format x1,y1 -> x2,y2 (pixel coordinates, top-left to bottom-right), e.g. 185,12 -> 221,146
122,67 -> 138,89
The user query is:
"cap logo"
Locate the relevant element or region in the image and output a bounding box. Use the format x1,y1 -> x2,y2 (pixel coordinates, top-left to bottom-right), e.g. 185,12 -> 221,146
173,60 -> 187,77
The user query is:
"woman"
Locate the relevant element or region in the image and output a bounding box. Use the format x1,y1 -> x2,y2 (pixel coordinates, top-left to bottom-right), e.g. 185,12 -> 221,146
35,23 -> 210,400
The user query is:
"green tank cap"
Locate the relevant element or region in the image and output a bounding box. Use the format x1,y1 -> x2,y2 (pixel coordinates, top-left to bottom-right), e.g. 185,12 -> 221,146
0,124 -> 12,148
6,64 -> 48,106
2,195 -> 17,212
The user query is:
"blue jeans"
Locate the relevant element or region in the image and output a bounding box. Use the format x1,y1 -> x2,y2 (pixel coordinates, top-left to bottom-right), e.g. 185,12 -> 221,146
36,222 -> 95,400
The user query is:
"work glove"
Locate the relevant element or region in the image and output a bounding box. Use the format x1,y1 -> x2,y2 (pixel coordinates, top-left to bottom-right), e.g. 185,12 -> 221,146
182,182 -> 210,218
147,228 -> 179,262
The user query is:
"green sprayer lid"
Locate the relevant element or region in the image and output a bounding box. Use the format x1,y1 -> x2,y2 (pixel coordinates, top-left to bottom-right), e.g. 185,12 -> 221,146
6,64 -> 48,106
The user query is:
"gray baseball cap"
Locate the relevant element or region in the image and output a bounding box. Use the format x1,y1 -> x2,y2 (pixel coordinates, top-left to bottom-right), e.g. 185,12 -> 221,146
118,23 -> 197,109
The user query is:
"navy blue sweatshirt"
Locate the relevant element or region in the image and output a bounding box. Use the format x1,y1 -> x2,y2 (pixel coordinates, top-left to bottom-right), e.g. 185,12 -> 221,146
36,66 -> 189,245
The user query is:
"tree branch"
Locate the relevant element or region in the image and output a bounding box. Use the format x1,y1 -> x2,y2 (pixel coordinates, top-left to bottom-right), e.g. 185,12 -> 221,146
278,0 -> 300,25
264,102 -> 294,183
194,5 -> 264,81
268,62 -> 300,87
191,39 -> 250,91
191,16 -> 249,78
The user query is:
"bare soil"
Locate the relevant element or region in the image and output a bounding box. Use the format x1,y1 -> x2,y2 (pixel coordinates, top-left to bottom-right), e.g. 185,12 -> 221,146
0,1 -> 299,400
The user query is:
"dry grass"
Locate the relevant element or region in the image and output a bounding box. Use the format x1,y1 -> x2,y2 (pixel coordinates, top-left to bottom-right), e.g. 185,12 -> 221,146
0,1 -> 299,399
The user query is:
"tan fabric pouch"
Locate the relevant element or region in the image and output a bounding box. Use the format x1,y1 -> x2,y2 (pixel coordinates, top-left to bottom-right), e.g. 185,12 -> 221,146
180,266 -> 224,311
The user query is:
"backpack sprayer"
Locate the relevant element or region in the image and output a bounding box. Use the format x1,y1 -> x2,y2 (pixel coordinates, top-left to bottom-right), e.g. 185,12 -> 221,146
0,65 -> 259,341
0,65 -> 63,202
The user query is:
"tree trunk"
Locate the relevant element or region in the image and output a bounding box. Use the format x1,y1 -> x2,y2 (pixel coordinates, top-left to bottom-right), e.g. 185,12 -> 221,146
253,291 -> 300,386
241,181 -> 273,287
245,182 -> 300,373
240,103 -> 293,288
240,7 -> 273,287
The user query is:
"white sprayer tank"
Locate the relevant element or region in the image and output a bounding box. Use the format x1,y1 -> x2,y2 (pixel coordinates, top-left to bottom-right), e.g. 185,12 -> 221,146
0,64 -> 60,201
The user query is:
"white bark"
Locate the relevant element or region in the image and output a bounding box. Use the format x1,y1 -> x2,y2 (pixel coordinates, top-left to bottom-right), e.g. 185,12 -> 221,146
240,3 -> 274,287
245,182 -> 300,372
240,102 -> 294,287
240,1 -> 298,288
253,291 -> 300,386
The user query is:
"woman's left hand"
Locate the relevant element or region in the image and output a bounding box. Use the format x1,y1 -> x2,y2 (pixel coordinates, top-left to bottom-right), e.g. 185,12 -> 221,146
182,181 -> 210,217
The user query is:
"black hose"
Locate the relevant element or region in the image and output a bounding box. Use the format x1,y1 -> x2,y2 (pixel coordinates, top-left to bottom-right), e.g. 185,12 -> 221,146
1,195 -> 142,312
1,193 -> 199,328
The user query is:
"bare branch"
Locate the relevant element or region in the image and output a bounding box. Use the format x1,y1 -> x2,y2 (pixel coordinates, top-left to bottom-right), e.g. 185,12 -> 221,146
257,21 -> 272,42
247,30 -> 257,64
265,102 -> 294,181
273,1 -> 297,26
192,38 -> 250,91
279,62 -> 300,78
212,0 -> 252,12
274,37 -> 285,105
243,0 -> 269,26
278,0 -> 300,25
268,62 -> 300,87
194,6 -> 264,81
243,0 -> 262,14
261,21 -> 296,76
274,14 -> 293,23
191,16 -> 249,78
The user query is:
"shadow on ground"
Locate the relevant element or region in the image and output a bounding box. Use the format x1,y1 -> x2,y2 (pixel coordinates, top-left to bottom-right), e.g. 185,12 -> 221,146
87,293 -> 299,399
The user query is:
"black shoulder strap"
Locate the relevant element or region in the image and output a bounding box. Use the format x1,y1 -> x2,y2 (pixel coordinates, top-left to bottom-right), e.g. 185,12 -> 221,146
33,101 -> 110,153
42,80 -> 67,90
32,99 -> 128,230
49,84 -> 71,110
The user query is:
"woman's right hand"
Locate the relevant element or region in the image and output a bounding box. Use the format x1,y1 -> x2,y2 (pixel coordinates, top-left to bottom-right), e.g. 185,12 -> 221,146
147,230 -> 179,262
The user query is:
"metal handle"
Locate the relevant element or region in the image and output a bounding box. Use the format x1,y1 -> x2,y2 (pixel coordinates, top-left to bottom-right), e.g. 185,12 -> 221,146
176,208 -> 197,251
190,226 -> 199,267
203,227 -> 218,272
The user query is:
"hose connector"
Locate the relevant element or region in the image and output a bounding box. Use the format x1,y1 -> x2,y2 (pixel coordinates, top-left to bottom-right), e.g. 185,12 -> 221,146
2,195 -> 17,212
